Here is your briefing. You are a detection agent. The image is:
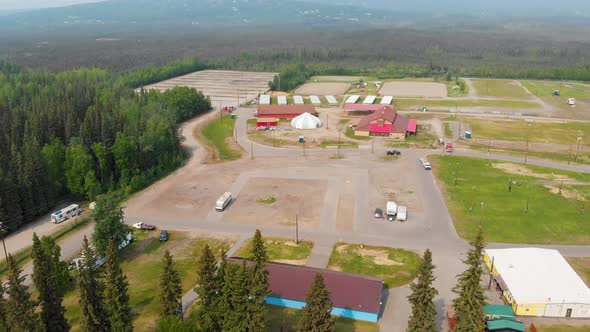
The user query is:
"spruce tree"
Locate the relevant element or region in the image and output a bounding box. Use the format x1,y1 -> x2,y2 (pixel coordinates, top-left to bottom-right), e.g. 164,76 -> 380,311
297,273 -> 334,332
31,233 -> 70,332
4,254 -> 42,331
406,249 -> 438,332
195,244 -> 218,331
103,240 -> 133,331
211,249 -> 228,331
159,250 -> 183,319
248,229 -> 270,332
222,261 -> 249,332
452,228 -> 486,332
0,282 -> 8,332
78,236 -> 110,332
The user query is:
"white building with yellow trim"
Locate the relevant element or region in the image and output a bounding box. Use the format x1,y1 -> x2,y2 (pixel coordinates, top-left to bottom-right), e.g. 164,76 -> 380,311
484,248 -> 590,318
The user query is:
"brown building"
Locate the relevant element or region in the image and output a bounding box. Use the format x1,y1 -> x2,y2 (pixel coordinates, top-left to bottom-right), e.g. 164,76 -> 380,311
256,105 -> 318,119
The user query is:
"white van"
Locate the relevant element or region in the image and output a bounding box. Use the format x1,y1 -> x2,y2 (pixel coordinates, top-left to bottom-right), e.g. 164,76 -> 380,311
396,206 -> 407,221
386,201 -> 398,221
216,192 -> 232,211
420,158 -> 431,170
51,204 -> 81,224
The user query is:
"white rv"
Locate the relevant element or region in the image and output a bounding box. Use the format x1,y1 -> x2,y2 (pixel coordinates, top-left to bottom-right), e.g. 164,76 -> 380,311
51,204 -> 81,224
216,192 -> 232,211
396,206 -> 407,221
386,201 -> 398,221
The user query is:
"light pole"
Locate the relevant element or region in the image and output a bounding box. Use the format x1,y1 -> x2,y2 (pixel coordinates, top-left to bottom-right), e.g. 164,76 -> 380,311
524,138 -> 529,165
574,135 -> 583,162
0,222 -> 8,260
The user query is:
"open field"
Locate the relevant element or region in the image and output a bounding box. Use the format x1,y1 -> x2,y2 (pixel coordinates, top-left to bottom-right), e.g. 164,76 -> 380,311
522,81 -> 590,99
294,82 -> 350,95
328,243 -> 421,288
266,305 -> 379,332
431,155 -> 590,244
63,231 -> 234,331
395,98 -> 539,109
140,70 -> 276,106
471,79 -> 531,98
465,119 -> 590,144
223,178 -> 326,230
379,81 -> 447,98
234,237 -> 314,265
200,115 -> 241,161
466,143 -> 590,166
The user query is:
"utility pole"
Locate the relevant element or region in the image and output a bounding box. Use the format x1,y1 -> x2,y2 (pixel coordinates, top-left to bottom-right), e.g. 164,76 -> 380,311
251,141 -> 254,160
302,141 -> 306,156
338,130 -> 341,158
295,214 -> 299,244
371,137 -> 374,154
454,163 -> 460,186
0,222 -> 8,260
524,139 -> 529,165
488,137 -> 491,154
488,256 -> 495,289
574,135 -> 583,162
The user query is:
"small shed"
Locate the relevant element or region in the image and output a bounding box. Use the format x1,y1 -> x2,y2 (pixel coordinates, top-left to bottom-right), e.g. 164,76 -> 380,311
486,319 -> 525,332
407,119 -> 417,136
256,117 -> 277,127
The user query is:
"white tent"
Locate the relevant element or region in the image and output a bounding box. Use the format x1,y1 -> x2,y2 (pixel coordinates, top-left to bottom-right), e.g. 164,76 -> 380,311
291,112 -> 322,129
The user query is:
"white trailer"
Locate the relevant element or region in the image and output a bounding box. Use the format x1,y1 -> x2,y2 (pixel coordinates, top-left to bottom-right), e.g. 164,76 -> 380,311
51,204 -> 81,224
386,201 -> 397,221
396,206 -> 407,221
216,192 -> 233,211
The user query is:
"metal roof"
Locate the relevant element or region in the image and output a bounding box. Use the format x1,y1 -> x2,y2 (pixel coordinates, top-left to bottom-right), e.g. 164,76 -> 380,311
485,248 -> 590,305
362,95 -> 376,104
309,95 -> 321,104
345,95 -> 360,104
483,305 -> 515,319
486,319 -> 525,332
259,94 -> 271,105
380,96 -> 393,105
293,96 -> 304,105
277,96 -> 287,105
257,105 -> 317,116
325,95 -> 338,104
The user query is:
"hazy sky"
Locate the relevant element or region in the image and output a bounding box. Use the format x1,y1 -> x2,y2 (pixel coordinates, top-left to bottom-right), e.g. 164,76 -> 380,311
0,0 -> 103,11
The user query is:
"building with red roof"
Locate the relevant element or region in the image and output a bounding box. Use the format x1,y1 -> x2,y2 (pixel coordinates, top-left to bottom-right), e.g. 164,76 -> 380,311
227,257 -> 383,322
256,105 -> 318,120
353,106 -> 410,139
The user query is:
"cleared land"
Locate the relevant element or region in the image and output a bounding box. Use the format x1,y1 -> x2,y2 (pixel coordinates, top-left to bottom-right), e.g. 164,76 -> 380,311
200,115 -> 241,161
64,231 -> 234,331
522,81 -> 590,99
267,305 -> 379,332
234,237 -> 313,265
465,119 -> 590,144
379,82 -> 447,98
294,82 -> 350,95
328,243 -> 421,288
223,178 -> 326,230
395,98 -> 539,109
431,155 -> 590,244
471,79 -> 531,98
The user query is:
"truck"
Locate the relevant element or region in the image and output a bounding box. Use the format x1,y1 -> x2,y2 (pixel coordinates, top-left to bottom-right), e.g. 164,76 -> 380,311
216,192 -> 233,211
445,143 -> 453,153
396,206 -> 407,221
386,201 -> 398,221
132,222 -> 156,231
51,204 -> 81,224
420,158 -> 432,170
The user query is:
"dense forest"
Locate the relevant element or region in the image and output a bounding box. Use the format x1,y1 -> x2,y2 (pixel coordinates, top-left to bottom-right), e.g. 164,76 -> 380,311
0,60 -> 211,233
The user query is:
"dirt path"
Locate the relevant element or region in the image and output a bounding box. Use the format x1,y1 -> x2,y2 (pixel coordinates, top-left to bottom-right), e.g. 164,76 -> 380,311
462,78 -> 478,98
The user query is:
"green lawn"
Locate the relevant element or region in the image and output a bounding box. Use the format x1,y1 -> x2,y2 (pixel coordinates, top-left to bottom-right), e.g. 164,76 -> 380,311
394,98 -> 539,109
467,143 -> 590,166
345,127 -> 371,141
328,243 -> 421,288
266,305 -> 379,332
234,237 -> 313,264
444,122 -> 453,138
522,80 -> 590,98
531,326 -> 590,332
465,119 -> 590,144
64,231 -> 233,331
431,155 -> 590,244
446,79 -> 469,97
566,257 -> 590,286
200,115 -> 241,161
471,79 -> 530,98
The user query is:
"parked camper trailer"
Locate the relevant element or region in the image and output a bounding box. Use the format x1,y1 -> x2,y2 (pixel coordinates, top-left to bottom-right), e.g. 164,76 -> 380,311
51,204 -> 81,224
396,206 -> 408,221
216,192 -> 233,211
386,201 -> 398,221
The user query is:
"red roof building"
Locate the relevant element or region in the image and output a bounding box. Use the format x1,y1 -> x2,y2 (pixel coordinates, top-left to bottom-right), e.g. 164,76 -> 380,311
256,105 -> 318,119
353,106 -> 409,139
226,257 -> 383,322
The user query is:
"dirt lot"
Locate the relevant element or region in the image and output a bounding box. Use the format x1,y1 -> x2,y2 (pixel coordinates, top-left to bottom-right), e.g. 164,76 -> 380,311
223,178 -> 326,229
379,81 -> 447,98
294,82 -> 350,95
140,70 -> 276,106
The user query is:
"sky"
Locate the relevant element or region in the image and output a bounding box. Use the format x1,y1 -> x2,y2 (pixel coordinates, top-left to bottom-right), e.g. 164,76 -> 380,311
0,0 -> 103,11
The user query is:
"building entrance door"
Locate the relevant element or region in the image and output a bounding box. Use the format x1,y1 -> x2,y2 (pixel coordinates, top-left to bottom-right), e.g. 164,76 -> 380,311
566,308 -> 572,317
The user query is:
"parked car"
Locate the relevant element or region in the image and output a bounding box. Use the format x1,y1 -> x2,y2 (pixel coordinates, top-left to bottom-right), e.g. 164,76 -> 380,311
133,222 -> 156,230
373,208 -> 383,219
386,150 -> 401,156
160,230 -> 168,242
420,158 -> 432,170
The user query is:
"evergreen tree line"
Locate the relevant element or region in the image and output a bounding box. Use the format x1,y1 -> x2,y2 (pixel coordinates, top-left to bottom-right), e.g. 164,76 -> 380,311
0,59 -> 211,233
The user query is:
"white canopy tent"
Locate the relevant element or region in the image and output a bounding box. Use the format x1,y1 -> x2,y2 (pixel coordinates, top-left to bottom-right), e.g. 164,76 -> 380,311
291,112 -> 322,129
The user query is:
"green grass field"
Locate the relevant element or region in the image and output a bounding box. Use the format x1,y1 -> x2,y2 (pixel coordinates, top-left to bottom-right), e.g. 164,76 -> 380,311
566,257 -> 590,286
394,98 -> 539,109
531,326 -> 590,332
266,305 -> 379,332
328,243 -> 421,288
200,115 -> 241,161
467,144 -> 590,166
63,231 -> 233,331
234,237 -> 313,263
431,155 -> 590,244
522,81 -> 590,98
471,79 -> 530,98
345,126 -> 371,141
465,119 -> 590,144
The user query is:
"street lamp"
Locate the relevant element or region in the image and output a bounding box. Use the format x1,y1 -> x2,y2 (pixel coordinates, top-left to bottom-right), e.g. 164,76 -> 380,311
574,135 -> 583,162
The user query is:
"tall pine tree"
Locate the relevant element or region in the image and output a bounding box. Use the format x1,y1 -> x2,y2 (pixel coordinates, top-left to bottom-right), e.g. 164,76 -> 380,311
223,261 -> 249,332
195,244 -> 218,331
31,233 -> 70,332
211,249 -> 228,331
406,249 -> 438,332
452,228 -> 486,332
78,236 -> 110,332
297,273 -> 334,332
4,253 -> 42,331
247,229 -> 270,332
0,282 -> 8,332
103,240 -> 133,331
159,250 -> 183,319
